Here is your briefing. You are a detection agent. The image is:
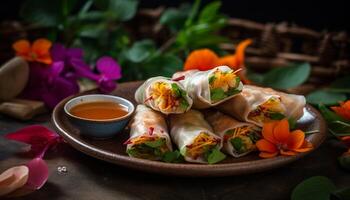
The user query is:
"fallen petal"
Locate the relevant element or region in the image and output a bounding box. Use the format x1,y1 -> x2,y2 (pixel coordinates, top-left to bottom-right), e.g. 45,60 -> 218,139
0,165 -> 29,196
5,125 -> 59,157
26,158 -> 49,190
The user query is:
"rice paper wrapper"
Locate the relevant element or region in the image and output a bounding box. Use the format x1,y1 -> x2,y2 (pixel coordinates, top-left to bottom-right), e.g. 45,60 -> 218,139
127,105 -> 172,154
205,111 -> 258,157
135,77 -> 193,114
169,110 -> 222,163
217,85 -> 306,127
172,66 -> 243,109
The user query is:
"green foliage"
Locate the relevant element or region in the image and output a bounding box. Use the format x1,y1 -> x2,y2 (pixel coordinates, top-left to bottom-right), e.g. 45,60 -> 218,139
20,0 -> 78,27
250,62 -> 311,90
161,0 -> 229,55
306,91 -> 347,106
19,0 -> 229,81
291,176 -> 336,200
306,76 -> 350,105
291,176 -> 350,200
318,104 -> 350,137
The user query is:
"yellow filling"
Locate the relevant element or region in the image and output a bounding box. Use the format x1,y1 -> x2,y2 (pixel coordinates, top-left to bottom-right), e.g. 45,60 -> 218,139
186,132 -> 219,159
248,97 -> 285,124
209,70 -> 238,92
150,82 -> 178,111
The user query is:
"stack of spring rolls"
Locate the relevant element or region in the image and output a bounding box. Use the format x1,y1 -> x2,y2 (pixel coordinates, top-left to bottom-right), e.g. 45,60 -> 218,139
126,66 -> 306,164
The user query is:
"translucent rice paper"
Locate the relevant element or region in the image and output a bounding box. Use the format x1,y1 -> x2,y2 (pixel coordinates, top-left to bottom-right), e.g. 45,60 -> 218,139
169,110 -> 222,163
135,76 -> 193,114
217,85 -> 306,127
127,105 -> 173,156
172,66 -> 243,109
206,111 -> 258,157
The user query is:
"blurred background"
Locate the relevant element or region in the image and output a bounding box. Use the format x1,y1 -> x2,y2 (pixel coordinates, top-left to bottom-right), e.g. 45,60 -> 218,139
1,0 -> 349,105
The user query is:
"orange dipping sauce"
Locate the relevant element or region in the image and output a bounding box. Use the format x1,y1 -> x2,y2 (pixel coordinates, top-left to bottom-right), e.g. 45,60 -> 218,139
70,101 -> 128,120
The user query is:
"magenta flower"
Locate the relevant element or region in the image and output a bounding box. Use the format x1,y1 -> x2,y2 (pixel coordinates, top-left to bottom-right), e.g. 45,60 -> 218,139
72,56 -> 122,93
20,62 -> 79,109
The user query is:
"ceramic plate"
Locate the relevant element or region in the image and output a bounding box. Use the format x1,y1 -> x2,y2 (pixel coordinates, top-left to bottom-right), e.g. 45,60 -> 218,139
52,81 -> 327,177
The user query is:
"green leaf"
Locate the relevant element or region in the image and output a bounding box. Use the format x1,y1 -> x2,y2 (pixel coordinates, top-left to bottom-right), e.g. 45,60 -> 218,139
288,117 -> 297,130
269,112 -> 286,120
231,137 -> 243,152
162,150 -> 184,163
108,0 -> 138,21
210,88 -> 227,101
160,4 -> 191,32
291,176 -> 337,200
246,69 -> 264,84
126,40 -> 156,63
318,104 -> 345,123
185,0 -> 201,27
198,1 -> 221,23
144,139 -> 165,148
126,148 -> 138,157
143,54 -> 183,78
262,62 -> 311,89
307,90 -> 347,106
207,147 -> 226,164
20,0 -> 77,26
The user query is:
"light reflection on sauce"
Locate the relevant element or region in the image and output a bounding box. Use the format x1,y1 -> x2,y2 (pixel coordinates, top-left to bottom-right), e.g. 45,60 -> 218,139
70,101 -> 128,120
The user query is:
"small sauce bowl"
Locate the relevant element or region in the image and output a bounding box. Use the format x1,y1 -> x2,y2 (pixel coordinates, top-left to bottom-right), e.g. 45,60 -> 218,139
64,94 -> 134,139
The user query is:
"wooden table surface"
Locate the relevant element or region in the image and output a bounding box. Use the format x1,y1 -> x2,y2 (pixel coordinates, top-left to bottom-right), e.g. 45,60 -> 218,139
1,104 -> 349,200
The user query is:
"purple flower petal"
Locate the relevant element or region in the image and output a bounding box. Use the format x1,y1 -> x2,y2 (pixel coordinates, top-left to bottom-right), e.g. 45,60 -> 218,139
66,48 -> 83,59
71,58 -> 99,80
48,61 -> 64,84
50,43 -> 66,62
98,79 -> 117,93
42,76 -> 79,109
25,158 -> 49,190
96,56 -> 122,80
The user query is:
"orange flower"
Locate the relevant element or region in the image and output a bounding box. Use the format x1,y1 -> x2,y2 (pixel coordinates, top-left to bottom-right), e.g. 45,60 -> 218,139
216,39 -> 252,70
12,38 -> 52,64
256,119 -> 313,158
331,100 -> 350,120
184,49 -> 219,71
183,39 -> 252,83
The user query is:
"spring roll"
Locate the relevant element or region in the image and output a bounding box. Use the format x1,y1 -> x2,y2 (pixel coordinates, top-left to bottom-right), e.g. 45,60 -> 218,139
205,111 -> 261,157
172,66 -> 243,109
217,85 -> 306,127
125,105 -> 173,160
169,110 -> 225,164
135,76 -> 193,114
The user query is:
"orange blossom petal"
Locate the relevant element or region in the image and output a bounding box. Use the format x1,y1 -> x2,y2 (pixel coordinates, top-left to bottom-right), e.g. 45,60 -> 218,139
287,130 -> 305,150
273,119 -> 290,143
32,38 -> 52,57
280,149 -> 298,156
184,49 -> 219,71
12,40 -> 31,56
256,139 -> 277,153
234,39 -> 252,68
262,121 -> 277,143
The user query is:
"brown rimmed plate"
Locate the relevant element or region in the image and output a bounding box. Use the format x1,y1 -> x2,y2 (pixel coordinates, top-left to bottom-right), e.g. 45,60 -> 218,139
52,81 -> 327,177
